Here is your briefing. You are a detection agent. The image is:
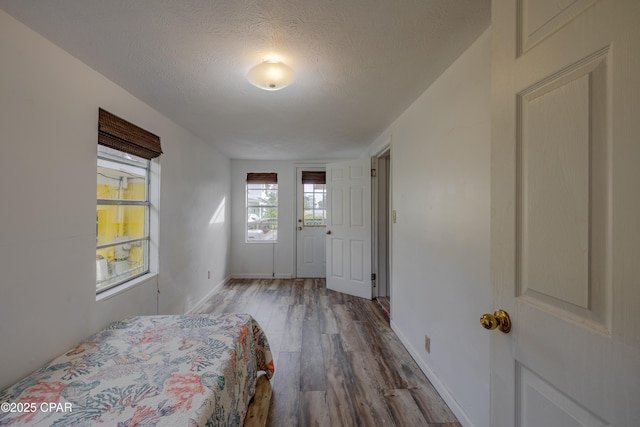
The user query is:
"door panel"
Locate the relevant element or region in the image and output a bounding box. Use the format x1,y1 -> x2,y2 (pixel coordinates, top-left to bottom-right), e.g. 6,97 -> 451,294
517,364 -> 607,427
332,188 -> 344,225
331,239 -> 344,278
326,159 -> 372,299
349,240 -> 364,282
517,49 -> 610,329
491,0 -> 640,425
518,0 -> 597,53
302,236 -> 314,263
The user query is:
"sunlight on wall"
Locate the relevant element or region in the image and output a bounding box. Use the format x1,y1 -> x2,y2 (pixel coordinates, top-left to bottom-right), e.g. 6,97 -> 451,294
209,197 -> 226,225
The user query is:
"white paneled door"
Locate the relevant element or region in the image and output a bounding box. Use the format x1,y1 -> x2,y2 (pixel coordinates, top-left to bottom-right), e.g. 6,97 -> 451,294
491,1 -> 640,426
325,159 -> 372,299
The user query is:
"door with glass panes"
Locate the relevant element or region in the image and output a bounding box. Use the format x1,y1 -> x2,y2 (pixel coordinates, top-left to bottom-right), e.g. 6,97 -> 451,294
296,168 -> 326,278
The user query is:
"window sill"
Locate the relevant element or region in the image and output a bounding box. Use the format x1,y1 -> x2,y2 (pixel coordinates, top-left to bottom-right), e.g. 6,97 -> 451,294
96,272 -> 158,302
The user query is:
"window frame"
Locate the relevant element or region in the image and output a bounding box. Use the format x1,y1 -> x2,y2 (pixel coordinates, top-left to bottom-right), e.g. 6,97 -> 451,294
246,182 -> 279,243
96,145 -> 152,294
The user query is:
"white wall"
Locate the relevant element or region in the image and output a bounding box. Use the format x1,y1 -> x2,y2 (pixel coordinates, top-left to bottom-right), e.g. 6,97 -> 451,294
369,28 -> 491,427
157,130 -> 231,315
0,11 -> 230,389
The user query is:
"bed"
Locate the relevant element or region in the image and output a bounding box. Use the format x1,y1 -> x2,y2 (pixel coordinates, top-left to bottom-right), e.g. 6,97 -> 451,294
0,313 -> 274,426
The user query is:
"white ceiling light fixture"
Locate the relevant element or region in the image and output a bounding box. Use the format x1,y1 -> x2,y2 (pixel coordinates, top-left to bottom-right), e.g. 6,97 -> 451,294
247,60 -> 296,91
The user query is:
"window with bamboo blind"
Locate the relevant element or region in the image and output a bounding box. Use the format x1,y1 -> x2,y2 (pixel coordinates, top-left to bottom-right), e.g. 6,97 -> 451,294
246,173 -> 278,242
96,109 -> 162,293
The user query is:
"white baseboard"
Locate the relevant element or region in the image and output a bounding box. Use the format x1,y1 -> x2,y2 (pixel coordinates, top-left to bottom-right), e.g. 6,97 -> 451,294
186,276 -> 230,314
390,320 -> 475,427
230,273 -> 292,279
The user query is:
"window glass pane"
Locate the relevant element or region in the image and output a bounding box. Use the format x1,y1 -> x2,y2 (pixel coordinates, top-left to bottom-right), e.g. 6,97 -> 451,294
261,186 -> 278,206
99,145 -> 148,168
247,183 -> 278,242
247,229 -> 278,241
97,205 -> 147,246
96,240 -> 148,293
303,194 -> 313,209
247,188 -> 264,205
303,184 -> 326,226
97,161 -> 147,201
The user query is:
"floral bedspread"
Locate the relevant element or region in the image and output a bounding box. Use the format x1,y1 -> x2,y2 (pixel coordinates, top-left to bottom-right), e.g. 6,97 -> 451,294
0,313 -> 274,426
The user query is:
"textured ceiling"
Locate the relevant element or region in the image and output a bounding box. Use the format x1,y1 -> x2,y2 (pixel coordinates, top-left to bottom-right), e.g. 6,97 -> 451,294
0,0 -> 490,160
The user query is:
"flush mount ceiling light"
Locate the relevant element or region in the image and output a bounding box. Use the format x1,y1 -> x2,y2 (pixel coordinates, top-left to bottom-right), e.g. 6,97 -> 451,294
247,60 -> 295,91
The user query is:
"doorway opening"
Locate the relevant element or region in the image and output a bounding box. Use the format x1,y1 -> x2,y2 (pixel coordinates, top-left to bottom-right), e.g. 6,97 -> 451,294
374,149 -> 391,316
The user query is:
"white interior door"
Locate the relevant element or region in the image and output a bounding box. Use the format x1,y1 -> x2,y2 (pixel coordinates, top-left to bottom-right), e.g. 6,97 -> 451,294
491,1 -> 640,426
326,159 -> 372,299
296,167 -> 326,278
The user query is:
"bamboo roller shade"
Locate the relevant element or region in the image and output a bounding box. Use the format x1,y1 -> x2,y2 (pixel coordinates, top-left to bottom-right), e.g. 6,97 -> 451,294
246,172 -> 278,184
301,171 -> 326,184
98,108 -> 162,160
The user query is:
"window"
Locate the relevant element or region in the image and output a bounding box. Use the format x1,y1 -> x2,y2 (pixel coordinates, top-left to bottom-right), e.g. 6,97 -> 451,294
302,171 -> 326,226
96,109 -> 161,293
97,147 -> 150,292
246,173 -> 278,242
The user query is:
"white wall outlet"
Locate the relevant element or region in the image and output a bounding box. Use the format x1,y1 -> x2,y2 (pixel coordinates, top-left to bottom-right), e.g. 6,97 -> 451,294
425,335 -> 431,353
392,210 -> 397,223
207,270 -> 211,279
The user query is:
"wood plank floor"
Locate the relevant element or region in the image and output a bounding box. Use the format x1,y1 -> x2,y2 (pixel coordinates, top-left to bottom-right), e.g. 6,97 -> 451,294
196,278 -> 461,427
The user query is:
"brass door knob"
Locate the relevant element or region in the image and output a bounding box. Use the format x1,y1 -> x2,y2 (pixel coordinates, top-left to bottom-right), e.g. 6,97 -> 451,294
480,309 -> 511,334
